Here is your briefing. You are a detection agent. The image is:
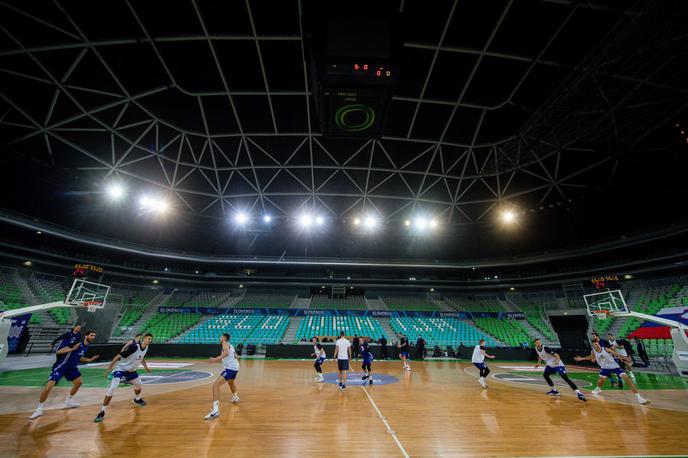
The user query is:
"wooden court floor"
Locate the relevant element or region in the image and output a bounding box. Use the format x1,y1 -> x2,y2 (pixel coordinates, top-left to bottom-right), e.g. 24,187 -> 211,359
1,359 -> 687,458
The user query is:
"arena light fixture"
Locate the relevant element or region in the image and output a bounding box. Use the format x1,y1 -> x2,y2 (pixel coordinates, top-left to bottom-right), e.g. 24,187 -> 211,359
23,260 -> 32,267
624,274 -> 633,280
315,216 -> 325,226
364,215 -> 378,230
404,220 -> 411,227
353,217 -> 361,226
501,210 -> 516,223
106,183 -> 125,200
414,217 -> 427,230
298,214 -> 313,228
263,215 -> 272,223
235,212 -> 248,225
429,219 -> 438,229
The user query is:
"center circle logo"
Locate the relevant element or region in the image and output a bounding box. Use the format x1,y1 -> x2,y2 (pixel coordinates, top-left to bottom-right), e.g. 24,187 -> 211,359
321,372 -> 399,386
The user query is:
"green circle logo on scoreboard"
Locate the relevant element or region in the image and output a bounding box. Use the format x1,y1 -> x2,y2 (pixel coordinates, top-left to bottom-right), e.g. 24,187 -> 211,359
334,104 -> 376,132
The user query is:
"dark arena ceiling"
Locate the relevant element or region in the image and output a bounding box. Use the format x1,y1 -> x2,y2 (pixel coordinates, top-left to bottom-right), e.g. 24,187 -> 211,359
1,0 -> 688,262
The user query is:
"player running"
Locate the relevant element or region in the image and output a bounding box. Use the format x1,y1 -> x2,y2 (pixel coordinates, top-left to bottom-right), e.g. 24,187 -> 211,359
533,339 -> 586,401
29,330 -> 99,419
94,333 -> 153,423
574,341 -> 648,404
48,325 -> 82,353
360,339 -> 374,385
311,337 -> 326,382
205,333 -> 240,420
471,339 -> 495,388
608,333 -> 636,381
397,333 -> 411,372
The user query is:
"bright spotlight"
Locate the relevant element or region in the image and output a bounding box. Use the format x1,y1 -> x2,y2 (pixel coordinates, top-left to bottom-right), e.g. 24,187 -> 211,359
502,210 -> 516,223
154,199 -> 169,214
235,212 -> 248,225
299,214 -> 312,227
404,220 -> 411,226
414,217 -> 427,230
263,215 -> 272,223
139,195 -> 169,214
107,183 -> 124,200
139,196 -> 151,208
429,219 -> 438,229
364,216 -> 377,229
315,216 -> 324,226
353,217 -> 361,226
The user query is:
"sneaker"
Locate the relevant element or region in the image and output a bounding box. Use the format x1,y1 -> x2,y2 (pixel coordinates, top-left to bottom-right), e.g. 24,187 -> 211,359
361,375 -> 368,380
618,378 -> 624,390
204,410 -> 219,420
479,379 -> 487,388
132,398 -> 147,407
405,367 -> 412,372
94,411 -> 105,423
29,407 -> 43,420
591,387 -> 602,395
64,399 -> 80,409
546,389 -> 560,397
231,395 -> 240,403
369,379 -> 373,385
636,395 -> 648,405
577,392 -> 587,402
339,385 -> 346,391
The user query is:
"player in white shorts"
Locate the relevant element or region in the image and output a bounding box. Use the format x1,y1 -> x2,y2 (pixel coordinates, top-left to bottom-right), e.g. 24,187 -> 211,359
205,333 -> 241,420
94,333 -> 153,422
575,341 -> 647,404
534,339 -> 586,401
471,339 -> 495,388
311,337 -> 326,382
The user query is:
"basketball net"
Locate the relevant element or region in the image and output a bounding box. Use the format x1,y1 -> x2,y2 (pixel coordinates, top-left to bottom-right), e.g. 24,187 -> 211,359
593,310 -> 610,320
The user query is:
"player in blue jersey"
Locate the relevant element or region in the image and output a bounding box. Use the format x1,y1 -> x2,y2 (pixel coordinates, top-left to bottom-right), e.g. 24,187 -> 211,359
360,339 -> 374,385
49,325 -> 82,366
396,333 -> 411,372
29,330 -> 99,419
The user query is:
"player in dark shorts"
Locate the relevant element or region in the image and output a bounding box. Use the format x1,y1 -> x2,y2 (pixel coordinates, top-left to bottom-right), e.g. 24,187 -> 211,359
397,333 -> 411,372
360,339 -> 374,385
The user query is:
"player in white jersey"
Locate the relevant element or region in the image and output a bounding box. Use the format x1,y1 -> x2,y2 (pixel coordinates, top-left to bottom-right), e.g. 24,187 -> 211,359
333,331 -> 352,391
575,341 -> 647,404
607,333 -> 636,381
471,339 -> 495,388
533,339 -> 586,401
205,333 -> 240,420
94,333 -> 153,423
311,337 -> 326,382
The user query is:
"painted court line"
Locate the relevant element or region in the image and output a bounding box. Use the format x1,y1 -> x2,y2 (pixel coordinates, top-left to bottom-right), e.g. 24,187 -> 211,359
361,385 -> 410,458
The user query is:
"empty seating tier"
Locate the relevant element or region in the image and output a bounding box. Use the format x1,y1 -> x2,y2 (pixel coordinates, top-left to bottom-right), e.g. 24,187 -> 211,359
180,314 -> 289,345
390,317 -> 495,348
295,315 -> 385,341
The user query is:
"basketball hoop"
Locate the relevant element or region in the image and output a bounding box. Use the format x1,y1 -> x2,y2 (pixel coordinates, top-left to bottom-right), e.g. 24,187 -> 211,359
64,278 -> 109,313
81,300 -> 102,313
593,310 -> 610,320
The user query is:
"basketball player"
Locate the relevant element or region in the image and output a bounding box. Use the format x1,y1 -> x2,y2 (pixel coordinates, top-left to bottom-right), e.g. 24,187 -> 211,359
397,333 -> 411,372
106,333 -> 143,382
574,341 -> 647,404
205,333 -> 240,420
332,331 -> 351,391
94,333 -> 153,423
29,330 -> 99,419
533,339 -> 586,401
360,339 -> 374,385
311,337 -> 326,382
608,333 -> 636,381
471,339 -> 495,388
590,332 -> 622,389
49,324 -> 81,352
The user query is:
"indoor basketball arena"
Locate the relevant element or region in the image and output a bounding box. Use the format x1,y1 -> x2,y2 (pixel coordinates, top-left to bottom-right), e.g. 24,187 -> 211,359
1,1 -> 688,457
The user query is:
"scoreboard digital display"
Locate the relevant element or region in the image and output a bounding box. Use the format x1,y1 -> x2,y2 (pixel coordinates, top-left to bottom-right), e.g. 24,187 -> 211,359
591,274 -> 621,289
72,263 -> 103,278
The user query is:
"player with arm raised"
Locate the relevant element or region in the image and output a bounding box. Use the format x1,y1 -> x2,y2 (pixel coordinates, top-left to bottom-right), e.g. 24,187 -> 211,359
574,341 -> 647,404
29,330 -> 99,419
534,339 -> 586,401
94,333 -> 153,423
608,333 -> 636,381
205,333 -> 240,420
471,339 -> 495,388
49,325 -> 81,352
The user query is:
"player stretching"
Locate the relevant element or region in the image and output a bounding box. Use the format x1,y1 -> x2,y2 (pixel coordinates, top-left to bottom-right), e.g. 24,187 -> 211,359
205,333 -> 240,420
94,333 -> 153,423
574,341 -> 648,404
333,331 -> 352,391
311,337 -> 326,382
534,339 -> 586,401
360,339 -> 374,385
29,331 -> 99,419
472,339 -> 495,388
397,333 -> 411,371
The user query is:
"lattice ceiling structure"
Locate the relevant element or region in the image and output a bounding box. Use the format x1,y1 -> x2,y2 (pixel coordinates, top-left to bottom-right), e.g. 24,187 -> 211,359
1,0 -> 688,231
